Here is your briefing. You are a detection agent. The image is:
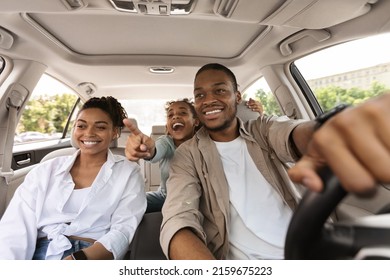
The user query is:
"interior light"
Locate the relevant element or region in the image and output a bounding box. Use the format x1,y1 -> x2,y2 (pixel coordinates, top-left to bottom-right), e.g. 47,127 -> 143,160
109,0 -> 196,15
149,66 -> 175,74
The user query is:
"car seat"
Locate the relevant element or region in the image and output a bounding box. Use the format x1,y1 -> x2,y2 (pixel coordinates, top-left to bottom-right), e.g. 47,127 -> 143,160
127,211 -> 166,259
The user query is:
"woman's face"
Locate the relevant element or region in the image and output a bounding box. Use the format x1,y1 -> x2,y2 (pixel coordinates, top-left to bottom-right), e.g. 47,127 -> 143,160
73,108 -> 118,156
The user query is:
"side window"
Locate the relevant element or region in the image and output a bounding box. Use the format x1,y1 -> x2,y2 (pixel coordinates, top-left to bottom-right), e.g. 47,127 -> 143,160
295,33 -> 390,112
14,74 -> 78,145
243,77 -> 283,116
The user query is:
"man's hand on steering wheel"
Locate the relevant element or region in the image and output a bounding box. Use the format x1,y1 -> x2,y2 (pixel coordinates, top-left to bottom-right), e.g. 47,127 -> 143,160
288,93 -> 390,195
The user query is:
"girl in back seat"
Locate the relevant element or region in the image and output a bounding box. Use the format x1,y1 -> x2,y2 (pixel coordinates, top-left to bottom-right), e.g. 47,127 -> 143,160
124,98 -> 200,213
0,96 -> 146,260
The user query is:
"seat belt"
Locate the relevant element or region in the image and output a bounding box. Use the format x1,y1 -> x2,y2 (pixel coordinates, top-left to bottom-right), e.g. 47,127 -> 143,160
0,85 -> 27,184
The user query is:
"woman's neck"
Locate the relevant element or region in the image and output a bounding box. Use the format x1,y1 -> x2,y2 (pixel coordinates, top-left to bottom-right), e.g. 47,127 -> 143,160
77,152 -> 107,168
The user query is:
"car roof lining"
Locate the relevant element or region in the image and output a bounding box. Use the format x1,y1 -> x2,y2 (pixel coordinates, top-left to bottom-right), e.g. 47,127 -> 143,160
0,0 -> 386,100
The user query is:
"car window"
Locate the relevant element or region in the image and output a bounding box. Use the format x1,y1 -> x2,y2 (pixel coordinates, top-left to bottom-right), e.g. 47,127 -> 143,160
14,74 -> 78,146
119,99 -> 170,136
243,77 -> 283,116
295,33 -> 390,112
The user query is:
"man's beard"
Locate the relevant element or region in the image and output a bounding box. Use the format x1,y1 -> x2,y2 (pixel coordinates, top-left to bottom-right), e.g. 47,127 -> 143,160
202,113 -> 236,132
198,103 -> 238,132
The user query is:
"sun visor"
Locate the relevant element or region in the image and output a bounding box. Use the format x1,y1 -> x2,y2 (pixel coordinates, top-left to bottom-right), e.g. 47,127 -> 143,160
213,0 -> 377,29
262,0 -> 377,29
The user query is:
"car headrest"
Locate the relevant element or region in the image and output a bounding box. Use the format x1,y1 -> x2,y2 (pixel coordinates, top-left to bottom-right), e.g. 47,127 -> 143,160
116,118 -> 138,147
237,100 -> 260,122
151,124 -> 166,135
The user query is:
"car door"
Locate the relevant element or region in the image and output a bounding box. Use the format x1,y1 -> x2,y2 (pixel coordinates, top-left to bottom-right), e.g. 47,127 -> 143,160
0,57 -> 79,217
11,73 -> 80,171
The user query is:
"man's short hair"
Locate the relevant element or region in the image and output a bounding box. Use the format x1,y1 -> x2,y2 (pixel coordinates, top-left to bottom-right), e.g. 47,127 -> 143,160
195,63 -> 238,92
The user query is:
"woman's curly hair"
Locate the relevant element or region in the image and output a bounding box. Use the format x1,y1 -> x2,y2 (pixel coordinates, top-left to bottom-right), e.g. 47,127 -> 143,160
79,96 -> 127,129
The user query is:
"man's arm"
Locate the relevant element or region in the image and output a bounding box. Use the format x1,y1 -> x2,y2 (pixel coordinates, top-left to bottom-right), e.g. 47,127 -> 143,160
169,228 -> 215,260
160,141 -> 214,259
290,121 -> 316,156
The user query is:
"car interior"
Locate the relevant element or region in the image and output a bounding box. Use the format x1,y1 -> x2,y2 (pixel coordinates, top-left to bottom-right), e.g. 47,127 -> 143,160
1,0 -> 390,260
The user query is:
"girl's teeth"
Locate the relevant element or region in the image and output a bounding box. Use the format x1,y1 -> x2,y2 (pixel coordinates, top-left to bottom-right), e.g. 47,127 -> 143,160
173,123 -> 184,129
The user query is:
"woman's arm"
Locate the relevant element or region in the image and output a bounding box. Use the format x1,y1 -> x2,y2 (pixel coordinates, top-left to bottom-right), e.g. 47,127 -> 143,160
94,163 -> 147,260
0,168 -> 40,259
62,242 -> 113,260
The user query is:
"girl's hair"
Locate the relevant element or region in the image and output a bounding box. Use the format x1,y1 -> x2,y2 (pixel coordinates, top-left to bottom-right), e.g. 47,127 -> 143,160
79,96 -> 127,129
164,98 -> 197,118
195,63 -> 238,92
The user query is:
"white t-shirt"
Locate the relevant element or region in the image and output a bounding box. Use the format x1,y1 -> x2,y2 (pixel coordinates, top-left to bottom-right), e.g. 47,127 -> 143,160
62,187 -> 91,215
214,137 -> 292,259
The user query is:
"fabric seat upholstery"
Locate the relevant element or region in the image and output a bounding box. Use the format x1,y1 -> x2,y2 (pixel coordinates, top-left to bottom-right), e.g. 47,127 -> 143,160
127,212 -> 166,260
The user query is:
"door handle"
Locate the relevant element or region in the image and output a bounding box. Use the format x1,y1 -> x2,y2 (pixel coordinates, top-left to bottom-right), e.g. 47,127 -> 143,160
16,158 -> 31,165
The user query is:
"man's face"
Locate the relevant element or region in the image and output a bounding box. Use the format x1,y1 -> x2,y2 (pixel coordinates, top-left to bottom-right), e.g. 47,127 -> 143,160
193,69 -> 241,133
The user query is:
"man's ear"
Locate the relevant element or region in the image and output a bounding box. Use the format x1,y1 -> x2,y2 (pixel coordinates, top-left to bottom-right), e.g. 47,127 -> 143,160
236,91 -> 242,104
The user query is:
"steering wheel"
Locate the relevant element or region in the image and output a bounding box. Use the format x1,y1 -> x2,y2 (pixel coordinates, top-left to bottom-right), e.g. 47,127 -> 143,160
284,167 -> 390,259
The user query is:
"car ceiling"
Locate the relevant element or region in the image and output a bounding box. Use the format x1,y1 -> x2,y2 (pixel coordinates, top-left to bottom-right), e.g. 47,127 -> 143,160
0,0 -> 389,101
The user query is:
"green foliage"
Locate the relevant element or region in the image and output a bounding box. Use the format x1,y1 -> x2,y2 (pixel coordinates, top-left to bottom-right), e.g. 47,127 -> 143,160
250,81 -> 389,116
253,88 -> 283,116
17,94 -> 77,134
314,81 -> 389,111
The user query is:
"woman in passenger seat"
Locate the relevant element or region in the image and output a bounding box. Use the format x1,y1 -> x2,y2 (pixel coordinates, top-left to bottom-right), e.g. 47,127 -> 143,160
0,96 -> 146,260
124,98 -> 263,213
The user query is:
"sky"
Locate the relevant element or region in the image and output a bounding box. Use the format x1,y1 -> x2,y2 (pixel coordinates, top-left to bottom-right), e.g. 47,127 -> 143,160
295,33 -> 390,80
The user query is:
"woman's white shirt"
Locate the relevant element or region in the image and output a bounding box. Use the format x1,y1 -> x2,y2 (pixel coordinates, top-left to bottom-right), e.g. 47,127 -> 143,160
0,150 -> 146,260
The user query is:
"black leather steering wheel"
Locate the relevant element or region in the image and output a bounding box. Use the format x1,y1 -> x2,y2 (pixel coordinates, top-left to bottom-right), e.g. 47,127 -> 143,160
284,167 -> 390,259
